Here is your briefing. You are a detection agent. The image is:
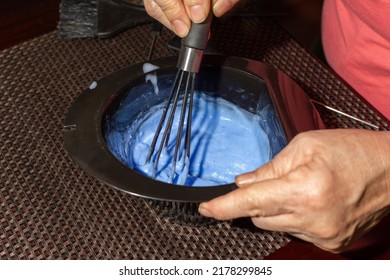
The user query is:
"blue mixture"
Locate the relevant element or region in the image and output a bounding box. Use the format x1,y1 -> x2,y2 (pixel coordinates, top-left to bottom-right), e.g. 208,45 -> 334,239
104,93 -> 286,186
104,66 -> 287,186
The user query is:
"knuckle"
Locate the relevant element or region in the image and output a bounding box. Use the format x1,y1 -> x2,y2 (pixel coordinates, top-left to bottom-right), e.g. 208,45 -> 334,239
184,0 -> 202,5
300,167 -> 335,209
144,0 -> 182,18
183,0 -> 210,8
144,0 -> 161,18
158,0 -> 182,16
292,131 -> 325,153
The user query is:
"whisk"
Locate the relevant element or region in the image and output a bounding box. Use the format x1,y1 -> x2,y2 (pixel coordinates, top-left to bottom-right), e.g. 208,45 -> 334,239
145,13 -> 213,184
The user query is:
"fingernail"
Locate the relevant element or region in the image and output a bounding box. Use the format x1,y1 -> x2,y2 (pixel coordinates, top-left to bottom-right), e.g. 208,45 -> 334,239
171,19 -> 189,37
235,173 -> 255,185
198,204 -> 212,217
190,5 -> 206,23
213,0 -> 231,17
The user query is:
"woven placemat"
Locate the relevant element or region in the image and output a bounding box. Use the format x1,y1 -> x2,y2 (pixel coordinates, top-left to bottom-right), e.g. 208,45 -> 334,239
0,16 -> 388,260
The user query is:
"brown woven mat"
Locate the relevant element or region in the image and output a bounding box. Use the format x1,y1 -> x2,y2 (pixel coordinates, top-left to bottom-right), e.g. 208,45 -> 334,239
1,16 -> 388,260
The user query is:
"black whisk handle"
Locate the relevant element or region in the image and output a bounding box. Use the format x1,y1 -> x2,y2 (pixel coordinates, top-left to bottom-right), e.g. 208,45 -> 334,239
181,11 -> 213,50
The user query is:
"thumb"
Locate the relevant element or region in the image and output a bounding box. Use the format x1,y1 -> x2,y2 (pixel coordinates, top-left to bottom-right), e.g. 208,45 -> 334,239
198,178 -> 291,220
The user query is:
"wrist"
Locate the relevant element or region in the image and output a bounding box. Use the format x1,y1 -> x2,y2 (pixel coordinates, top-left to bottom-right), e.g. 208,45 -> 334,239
378,131 -> 390,209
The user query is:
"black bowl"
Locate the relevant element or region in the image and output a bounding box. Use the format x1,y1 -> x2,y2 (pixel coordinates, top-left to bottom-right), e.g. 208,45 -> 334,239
63,55 -> 325,202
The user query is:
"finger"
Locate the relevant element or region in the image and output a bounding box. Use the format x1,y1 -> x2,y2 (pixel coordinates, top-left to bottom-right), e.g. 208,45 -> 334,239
212,0 -> 241,17
289,232 -> 342,253
235,160 -> 278,188
198,178 -> 291,220
251,215 -> 335,252
251,214 -> 296,233
183,0 -> 211,23
144,0 -> 191,37
144,4 -> 172,31
251,213 -> 299,233
252,214 -> 344,253
254,217 -> 346,253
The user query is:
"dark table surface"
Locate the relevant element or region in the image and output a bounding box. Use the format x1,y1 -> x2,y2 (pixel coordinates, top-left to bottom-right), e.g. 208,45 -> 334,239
1,0 -> 389,260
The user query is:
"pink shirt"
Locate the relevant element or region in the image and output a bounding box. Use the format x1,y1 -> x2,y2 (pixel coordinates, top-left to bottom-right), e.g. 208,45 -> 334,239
322,0 -> 390,121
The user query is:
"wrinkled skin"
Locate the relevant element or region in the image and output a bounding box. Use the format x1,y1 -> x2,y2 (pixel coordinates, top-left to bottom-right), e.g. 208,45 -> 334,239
199,129 -> 390,252
142,0 -> 390,253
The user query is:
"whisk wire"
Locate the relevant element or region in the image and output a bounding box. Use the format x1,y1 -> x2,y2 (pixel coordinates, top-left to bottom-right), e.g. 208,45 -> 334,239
169,71 -> 195,181
146,69 -> 196,182
151,72 -> 184,178
145,70 -> 181,164
163,71 -> 185,147
185,73 -> 196,160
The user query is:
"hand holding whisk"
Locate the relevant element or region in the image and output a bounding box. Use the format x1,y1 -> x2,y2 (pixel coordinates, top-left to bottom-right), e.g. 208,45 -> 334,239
145,12 -> 213,184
